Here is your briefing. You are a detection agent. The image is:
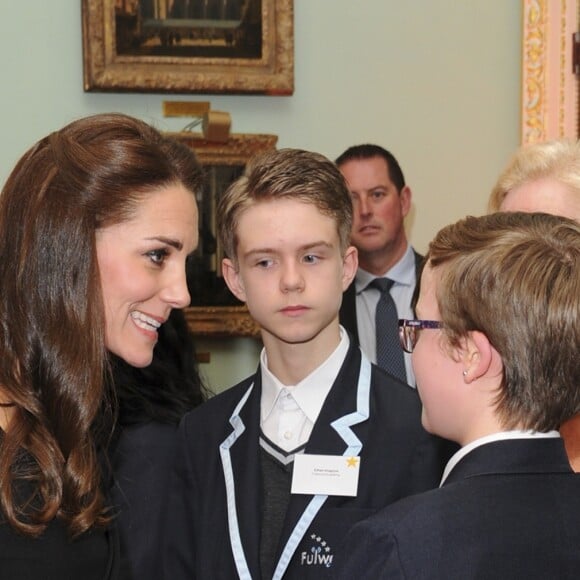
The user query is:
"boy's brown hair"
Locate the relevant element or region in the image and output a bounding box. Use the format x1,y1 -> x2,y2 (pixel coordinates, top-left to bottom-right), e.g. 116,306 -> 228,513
428,211 -> 580,431
218,148 -> 353,263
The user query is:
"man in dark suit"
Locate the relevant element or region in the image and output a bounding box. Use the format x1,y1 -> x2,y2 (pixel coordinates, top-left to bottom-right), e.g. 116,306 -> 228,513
336,145 -> 422,385
332,212 -> 580,579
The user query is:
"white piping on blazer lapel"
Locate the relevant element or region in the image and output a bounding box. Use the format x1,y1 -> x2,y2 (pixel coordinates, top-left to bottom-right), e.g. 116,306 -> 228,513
219,383 -> 254,580
329,352 -> 371,455
271,353 -> 372,580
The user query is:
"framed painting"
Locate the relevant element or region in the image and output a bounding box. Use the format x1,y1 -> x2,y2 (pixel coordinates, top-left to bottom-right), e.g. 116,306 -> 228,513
521,0 -> 579,143
167,131 -> 278,337
82,0 -> 294,94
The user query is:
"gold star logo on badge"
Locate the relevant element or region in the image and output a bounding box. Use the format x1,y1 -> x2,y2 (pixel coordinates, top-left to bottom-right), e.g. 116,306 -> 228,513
346,457 -> 359,468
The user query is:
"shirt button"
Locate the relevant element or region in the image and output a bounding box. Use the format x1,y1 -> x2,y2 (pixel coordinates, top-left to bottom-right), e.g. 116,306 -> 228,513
284,431 -> 293,440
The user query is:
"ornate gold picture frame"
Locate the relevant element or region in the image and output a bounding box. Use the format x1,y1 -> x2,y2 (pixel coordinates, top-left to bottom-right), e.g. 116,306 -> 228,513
521,0 -> 579,143
168,131 -> 277,337
82,0 -> 294,95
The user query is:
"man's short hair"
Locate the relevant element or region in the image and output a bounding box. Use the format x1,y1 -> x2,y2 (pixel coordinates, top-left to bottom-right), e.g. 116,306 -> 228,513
335,144 -> 406,193
218,148 -> 353,262
427,211 -> 580,431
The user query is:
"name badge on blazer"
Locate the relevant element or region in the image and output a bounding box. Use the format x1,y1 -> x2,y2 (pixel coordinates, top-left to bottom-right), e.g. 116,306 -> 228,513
291,454 -> 360,496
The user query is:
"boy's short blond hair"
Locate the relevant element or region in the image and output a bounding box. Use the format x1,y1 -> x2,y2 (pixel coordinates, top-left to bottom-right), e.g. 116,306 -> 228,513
217,148 -> 353,263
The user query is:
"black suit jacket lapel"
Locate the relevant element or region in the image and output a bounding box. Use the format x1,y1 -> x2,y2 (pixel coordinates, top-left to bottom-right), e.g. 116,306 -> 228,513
339,282 -> 359,345
411,250 -> 424,316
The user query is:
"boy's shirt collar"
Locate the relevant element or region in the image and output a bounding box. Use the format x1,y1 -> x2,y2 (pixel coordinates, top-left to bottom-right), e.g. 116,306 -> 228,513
260,327 -> 350,426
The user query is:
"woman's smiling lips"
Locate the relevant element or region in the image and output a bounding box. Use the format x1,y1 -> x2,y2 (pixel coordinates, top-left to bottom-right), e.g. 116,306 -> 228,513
130,310 -> 164,337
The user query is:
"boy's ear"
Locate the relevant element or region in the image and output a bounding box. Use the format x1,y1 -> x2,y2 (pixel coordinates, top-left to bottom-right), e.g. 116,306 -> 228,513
461,330 -> 500,383
341,246 -> 358,290
222,258 -> 247,303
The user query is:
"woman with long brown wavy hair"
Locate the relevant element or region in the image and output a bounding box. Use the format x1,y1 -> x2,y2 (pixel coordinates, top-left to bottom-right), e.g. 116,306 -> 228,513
0,112 -> 201,578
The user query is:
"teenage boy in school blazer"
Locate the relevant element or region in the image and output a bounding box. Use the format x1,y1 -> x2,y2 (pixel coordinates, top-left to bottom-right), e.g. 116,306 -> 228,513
162,149 -> 452,579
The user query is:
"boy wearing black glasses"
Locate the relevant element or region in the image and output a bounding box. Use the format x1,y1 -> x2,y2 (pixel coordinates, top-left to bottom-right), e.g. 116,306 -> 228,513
162,149 -> 451,580
334,212 -> 580,579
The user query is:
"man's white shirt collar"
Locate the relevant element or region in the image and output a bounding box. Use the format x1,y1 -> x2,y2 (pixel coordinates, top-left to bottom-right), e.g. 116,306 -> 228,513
354,242 -> 415,293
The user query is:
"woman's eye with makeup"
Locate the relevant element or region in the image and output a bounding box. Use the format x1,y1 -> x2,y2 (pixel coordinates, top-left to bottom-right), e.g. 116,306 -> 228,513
147,248 -> 169,265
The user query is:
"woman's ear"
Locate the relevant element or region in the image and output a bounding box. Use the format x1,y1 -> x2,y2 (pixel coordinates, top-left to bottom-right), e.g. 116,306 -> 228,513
222,258 -> 247,303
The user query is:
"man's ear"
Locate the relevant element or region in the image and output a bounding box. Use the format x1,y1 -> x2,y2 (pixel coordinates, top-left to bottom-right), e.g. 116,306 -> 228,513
400,185 -> 412,218
342,246 -> 358,290
222,258 -> 247,303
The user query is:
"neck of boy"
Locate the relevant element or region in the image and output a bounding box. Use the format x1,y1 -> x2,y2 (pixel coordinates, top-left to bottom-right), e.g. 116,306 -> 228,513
457,412 -> 510,448
262,327 -> 342,386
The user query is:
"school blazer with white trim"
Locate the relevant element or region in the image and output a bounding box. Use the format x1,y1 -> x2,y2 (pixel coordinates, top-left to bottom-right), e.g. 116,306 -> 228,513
161,338 -> 452,579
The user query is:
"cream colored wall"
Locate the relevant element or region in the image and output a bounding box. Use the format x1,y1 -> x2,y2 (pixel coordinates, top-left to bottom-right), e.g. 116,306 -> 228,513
0,1 -> 522,393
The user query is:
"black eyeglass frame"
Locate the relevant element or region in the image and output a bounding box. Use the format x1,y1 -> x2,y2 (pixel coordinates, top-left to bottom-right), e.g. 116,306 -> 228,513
398,319 -> 444,353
